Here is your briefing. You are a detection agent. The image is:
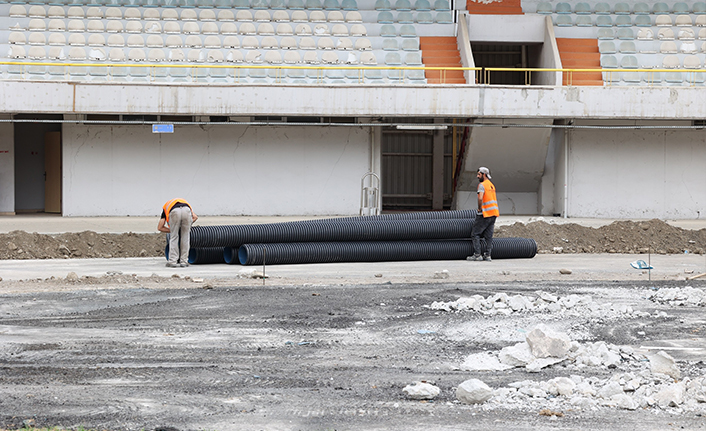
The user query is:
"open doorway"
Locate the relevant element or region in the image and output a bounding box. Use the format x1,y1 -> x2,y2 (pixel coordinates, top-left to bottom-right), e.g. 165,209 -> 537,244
14,116 -> 62,213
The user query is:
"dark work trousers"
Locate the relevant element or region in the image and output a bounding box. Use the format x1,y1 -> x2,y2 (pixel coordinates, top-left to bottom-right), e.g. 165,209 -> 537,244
471,214 -> 497,257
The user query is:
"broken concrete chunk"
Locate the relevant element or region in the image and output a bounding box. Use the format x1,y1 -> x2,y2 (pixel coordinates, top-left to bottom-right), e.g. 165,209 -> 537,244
611,393 -> 638,410
461,352 -> 513,371
648,350 -> 681,380
654,382 -> 685,408
433,270 -> 449,279
526,324 -> 572,359
456,379 -> 493,404
547,377 -> 576,396
597,381 -> 624,399
402,382 -> 441,400
499,342 -> 534,367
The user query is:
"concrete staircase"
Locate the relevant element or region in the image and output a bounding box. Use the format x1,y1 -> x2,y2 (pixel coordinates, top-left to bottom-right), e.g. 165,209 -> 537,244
556,38 -> 604,86
465,0 -> 523,15
419,36 -> 467,84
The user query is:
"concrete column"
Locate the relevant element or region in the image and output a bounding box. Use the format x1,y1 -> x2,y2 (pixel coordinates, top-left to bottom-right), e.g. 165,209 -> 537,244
432,118 -> 445,210
0,121 -> 14,214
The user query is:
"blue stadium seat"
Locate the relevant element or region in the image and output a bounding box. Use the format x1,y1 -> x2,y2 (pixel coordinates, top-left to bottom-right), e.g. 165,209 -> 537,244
619,55 -> 638,68
652,2 -> 669,14
616,28 -> 634,40
380,24 -> 396,36
414,0 -> 430,10
385,51 -> 401,65
619,41 -> 636,53
324,0 -> 340,9
642,71 -> 661,85
664,71 -> 683,85
600,55 -> 617,68
382,38 -> 399,50
599,41 -> 616,54
614,2 -> 630,14
575,16 -> 592,26
615,15 -> 631,27
432,0 -> 449,11
595,16 -> 612,27
377,11 -> 394,23
633,2 -> 649,14
375,0 -> 391,10
555,15 -> 572,26
555,2 -> 570,13
634,15 -> 651,27
400,24 -> 416,36
597,28 -> 614,39
593,2 -> 610,14
435,11 -> 452,23
306,0 -> 324,9
401,38 -> 418,50
673,2 -> 689,14
574,2 -> 590,14
535,1 -> 551,14
694,2 -> 706,14
416,11 -> 433,23
398,11 -> 413,22
341,0 -> 357,10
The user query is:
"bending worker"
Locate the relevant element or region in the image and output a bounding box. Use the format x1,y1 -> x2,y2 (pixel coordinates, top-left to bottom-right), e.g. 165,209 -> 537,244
468,167 -> 499,262
158,198 -> 198,268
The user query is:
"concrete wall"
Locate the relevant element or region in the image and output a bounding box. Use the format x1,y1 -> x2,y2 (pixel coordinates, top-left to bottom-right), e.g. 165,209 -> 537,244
62,124 -> 372,216
0,122 -> 13,214
4,82 -> 706,120
568,124 -> 706,219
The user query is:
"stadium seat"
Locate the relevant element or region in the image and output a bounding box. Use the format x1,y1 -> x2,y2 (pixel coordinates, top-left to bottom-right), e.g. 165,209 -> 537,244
202,22 -> 219,34
375,0 -> 391,10
184,35 -> 202,48
680,28 -> 696,41
555,2 -> 571,13
697,16 -> 706,27
318,37 -> 335,49
660,41 -> 678,53
240,23 -> 257,35
242,36 -> 259,49
681,41 -> 698,53
48,6 -> 65,17
149,48 -> 167,61
433,0 -> 449,11
68,33 -> 86,46
535,1 -> 551,14
652,2 -> 669,14
108,35 -> 126,47
28,46 -> 47,60
281,36 -> 297,48
328,10 -> 345,21
662,55 -> 680,68
664,71 -> 683,85
621,71 -> 641,84
699,29 -> 706,40
574,2 -> 590,14
124,8 -> 141,19
9,32 -> 27,44
166,35 -> 182,47
385,51 -> 401,65
615,15 -> 631,27
637,28 -> 654,40
351,24 -> 368,36
322,51 -> 339,63
252,0 -> 267,8
284,50 -> 301,62
221,23 -> 238,34
126,21 -> 143,33
695,1 -> 706,14
600,55 -> 617,68
417,11 -> 433,23
595,16 -> 612,27
265,50 -> 283,63
169,48 -> 186,61
616,28 -> 634,40
188,49 -> 205,62
324,0 -> 340,9
128,35 -> 146,47
597,28 -> 614,39
337,37 -> 353,49
29,34 -> 48,47
673,2 -> 690,13
236,10 -> 253,21
341,0 -> 357,10
677,16 -> 694,28
218,10 -> 235,21
383,38 -> 399,50
204,35 -> 222,48
314,23 -> 331,35
296,23 -> 313,35
355,38 -> 372,50
346,11 -> 363,22
655,15 -> 672,27
633,2 -> 649,14
405,51 -> 421,65
227,49 -> 244,62
619,55 -> 638,68
555,15 -> 572,26
575,16 -> 592,27
593,2 -> 610,14
619,41 -> 636,53
435,11 -> 453,23
259,23 -> 276,35
9,5 -> 27,17
332,23 -> 349,35
222,36 -> 239,48
300,37 -> 316,49
614,2 -> 630,14
360,51 -> 377,64
634,15 -> 651,27
396,0 -> 411,10
599,41 -> 616,54
254,10 -> 271,22
400,24 -> 416,36
398,11 -> 414,23
658,28 -> 675,40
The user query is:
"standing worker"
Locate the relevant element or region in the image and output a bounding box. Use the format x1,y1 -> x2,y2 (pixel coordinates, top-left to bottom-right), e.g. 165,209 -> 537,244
158,198 -> 198,268
467,167 -> 499,262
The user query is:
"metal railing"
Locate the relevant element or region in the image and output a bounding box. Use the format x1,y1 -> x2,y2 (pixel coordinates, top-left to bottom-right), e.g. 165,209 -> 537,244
2,61 -> 706,86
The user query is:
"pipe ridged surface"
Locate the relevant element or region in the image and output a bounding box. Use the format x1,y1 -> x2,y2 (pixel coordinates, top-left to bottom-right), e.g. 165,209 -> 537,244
238,237 -> 537,266
298,209 -> 478,223
224,247 -> 239,264
190,218 -> 475,248
188,247 -> 226,265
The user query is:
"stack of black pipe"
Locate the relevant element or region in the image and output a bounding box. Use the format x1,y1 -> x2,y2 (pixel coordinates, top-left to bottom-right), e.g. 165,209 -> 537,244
170,209 -> 536,265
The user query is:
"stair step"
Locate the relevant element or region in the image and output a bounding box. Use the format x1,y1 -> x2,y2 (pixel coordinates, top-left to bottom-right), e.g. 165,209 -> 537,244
561,52 -> 600,61
420,36 -> 467,84
561,58 -> 600,68
466,0 -> 523,14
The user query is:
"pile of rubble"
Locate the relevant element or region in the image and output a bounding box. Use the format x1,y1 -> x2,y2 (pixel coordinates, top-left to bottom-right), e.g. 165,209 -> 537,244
427,291 -> 651,319
404,325 -> 706,412
649,286 -> 706,307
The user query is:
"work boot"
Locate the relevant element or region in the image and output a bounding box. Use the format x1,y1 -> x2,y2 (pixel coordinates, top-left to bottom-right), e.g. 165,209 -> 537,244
466,254 -> 482,261
166,262 -> 178,268
483,255 -> 492,262
179,262 -> 190,267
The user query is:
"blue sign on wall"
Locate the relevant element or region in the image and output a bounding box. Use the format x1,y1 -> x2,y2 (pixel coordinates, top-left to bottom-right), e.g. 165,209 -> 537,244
152,124 -> 174,133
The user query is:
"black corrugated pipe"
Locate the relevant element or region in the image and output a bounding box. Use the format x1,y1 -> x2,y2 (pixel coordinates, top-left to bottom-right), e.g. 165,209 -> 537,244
237,237 -> 537,265
224,247 -> 239,264
297,209 -> 478,223
188,247 -> 227,265
190,218 -> 475,248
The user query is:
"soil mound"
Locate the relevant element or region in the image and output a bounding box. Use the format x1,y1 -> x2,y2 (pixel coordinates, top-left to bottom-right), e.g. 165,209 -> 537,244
0,219 -> 704,260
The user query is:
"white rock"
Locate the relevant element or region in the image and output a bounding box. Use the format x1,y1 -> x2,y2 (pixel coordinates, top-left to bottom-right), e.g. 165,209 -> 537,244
519,386 -> 547,398
570,396 -> 597,409
597,382 -> 624,399
499,342 -> 535,367
508,295 -> 532,311
537,291 -> 558,303
526,356 -> 566,372
456,379 -> 493,404
692,377 -> 706,402
547,377 -> 576,396
403,382 -> 441,400
611,393 -> 638,410
460,352 -> 513,371
455,297 -> 478,310
526,324 -> 572,358
654,383 -> 685,408
575,381 -> 597,397
433,270 -> 449,279
648,351 -> 681,380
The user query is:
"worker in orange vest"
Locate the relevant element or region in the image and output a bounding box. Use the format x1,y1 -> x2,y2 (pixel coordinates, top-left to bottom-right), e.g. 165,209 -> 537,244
467,167 -> 499,262
158,198 -> 198,267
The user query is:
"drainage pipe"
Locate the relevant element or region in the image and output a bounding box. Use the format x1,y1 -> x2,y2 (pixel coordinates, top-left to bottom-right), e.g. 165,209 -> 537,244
188,247 -> 227,265
190,218 -> 475,248
238,237 -> 537,266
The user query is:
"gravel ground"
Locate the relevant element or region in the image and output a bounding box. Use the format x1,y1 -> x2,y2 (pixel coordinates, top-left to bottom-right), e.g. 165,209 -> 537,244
2,272 -> 706,431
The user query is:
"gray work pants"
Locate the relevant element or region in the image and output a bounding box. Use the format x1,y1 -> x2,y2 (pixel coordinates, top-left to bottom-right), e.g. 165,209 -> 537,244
168,206 -> 192,265
471,214 -> 496,257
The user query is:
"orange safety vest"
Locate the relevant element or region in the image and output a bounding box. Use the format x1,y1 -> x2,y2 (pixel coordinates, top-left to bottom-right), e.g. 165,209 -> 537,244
162,198 -> 191,224
480,180 -> 499,218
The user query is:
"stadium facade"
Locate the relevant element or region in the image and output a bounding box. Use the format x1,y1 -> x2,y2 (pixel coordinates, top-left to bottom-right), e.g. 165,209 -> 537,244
1,0 -> 704,219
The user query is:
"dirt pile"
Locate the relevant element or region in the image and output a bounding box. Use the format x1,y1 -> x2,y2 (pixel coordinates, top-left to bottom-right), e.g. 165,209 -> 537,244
496,219 -> 706,255
0,219 -> 704,260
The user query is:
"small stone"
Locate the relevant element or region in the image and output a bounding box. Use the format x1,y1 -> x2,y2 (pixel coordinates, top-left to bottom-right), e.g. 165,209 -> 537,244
403,382 -> 441,400
433,270 -> 449,279
456,379 -> 493,404
139,249 -> 148,257
66,272 -> 79,282
192,278 -> 204,283
8,242 -> 17,251
559,268 -> 572,275
374,273 -> 383,278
